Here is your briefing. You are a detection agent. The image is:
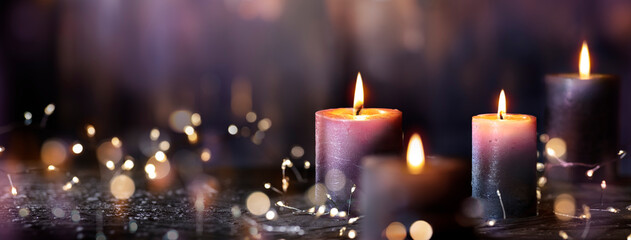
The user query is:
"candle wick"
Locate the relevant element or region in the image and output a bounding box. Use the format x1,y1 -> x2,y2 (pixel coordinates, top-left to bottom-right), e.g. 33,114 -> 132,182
354,105 -> 363,116
498,111 -> 505,120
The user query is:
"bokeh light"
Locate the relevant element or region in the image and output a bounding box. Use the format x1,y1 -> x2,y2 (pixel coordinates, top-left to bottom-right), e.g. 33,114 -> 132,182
41,139 -> 68,166
200,148 -> 212,162
122,159 -> 135,171
44,103 -> 56,115
110,175 -> 135,200
86,124 -> 96,138
384,222 -> 406,240
290,146 -> 304,158
409,220 -> 433,240
324,169 -> 346,192
169,110 -> 193,133
72,143 -> 83,154
554,193 -> 576,221
150,128 -> 160,141
246,191 -> 270,216
258,118 -> 272,131
146,156 -> 171,179
545,138 -> 567,158
228,125 -> 238,135
106,160 -> 115,170
305,183 -> 327,206
97,141 -> 123,164
246,112 -> 257,123
191,113 -> 202,127
111,137 -> 122,148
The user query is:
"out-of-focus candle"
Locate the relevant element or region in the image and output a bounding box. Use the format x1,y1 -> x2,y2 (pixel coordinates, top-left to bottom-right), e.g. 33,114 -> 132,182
545,42 -> 619,181
472,90 -> 537,219
316,73 -> 402,208
361,134 -> 471,239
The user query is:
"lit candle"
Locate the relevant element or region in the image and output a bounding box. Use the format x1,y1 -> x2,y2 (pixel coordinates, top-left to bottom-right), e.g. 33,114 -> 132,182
472,90 -> 537,219
316,73 -> 402,208
545,41 -> 619,181
361,134 -> 471,239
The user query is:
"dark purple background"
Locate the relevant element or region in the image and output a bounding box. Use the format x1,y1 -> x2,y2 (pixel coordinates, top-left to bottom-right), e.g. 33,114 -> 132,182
0,0 -> 630,173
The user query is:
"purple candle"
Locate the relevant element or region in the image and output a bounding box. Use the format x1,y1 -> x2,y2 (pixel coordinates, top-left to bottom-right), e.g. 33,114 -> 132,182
544,42 -> 619,181
472,90 -> 537,219
315,73 -> 402,209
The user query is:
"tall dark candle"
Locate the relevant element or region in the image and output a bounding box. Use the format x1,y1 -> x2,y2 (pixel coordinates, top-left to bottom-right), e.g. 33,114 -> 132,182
544,74 -> 619,181
544,42 -> 619,182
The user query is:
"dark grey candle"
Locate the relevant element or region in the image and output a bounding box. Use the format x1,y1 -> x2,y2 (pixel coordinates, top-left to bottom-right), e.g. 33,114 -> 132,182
544,73 -> 619,182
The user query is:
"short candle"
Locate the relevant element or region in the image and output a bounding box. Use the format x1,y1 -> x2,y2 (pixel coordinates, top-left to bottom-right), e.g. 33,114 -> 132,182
472,90 -> 537,219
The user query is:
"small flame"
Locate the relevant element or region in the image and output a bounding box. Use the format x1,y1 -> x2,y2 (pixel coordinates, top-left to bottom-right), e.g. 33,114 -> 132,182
601,180 -> 607,189
579,41 -> 590,78
498,90 -> 507,120
407,133 -> 425,174
11,187 -> 17,196
353,73 -> 364,115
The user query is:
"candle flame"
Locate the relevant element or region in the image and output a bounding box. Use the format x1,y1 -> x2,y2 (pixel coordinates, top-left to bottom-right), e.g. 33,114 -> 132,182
353,73 -> 364,115
579,41 -> 590,78
407,133 -> 425,174
498,90 -> 507,120
601,180 -> 607,189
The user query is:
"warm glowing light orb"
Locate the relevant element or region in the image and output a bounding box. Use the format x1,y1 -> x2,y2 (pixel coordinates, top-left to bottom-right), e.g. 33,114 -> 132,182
554,194 -> 576,221
245,191 -> 271,216
384,222 -> 407,240
106,160 -> 115,170
97,141 -> 123,164
111,137 -> 122,148
41,139 -> 68,166
257,118 -> 272,131
200,148 -> 211,162
246,112 -> 257,123
228,125 -> 238,135
150,128 -> 160,141
159,141 -> 171,151
410,220 -> 433,240
122,159 -> 135,171
155,151 -> 166,162
110,175 -> 135,200
545,138 -> 567,158
86,124 -> 96,137
169,110 -> 193,133
44,103 -> 55,115
191,113 -> 202,126
72,143 -> 83,154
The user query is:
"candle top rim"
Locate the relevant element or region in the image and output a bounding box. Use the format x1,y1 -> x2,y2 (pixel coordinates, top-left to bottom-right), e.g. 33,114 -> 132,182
316,108 -> 401,121
546,73 -> 617,80
472,113 -> 535,121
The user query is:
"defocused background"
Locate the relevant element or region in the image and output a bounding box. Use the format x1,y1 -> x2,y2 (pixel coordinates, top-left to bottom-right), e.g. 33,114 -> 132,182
1,0 -> 631,172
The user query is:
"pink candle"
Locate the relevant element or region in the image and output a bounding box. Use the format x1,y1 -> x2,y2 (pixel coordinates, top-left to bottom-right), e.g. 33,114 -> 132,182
316,73 -> 402,209
472,90 -> 537,219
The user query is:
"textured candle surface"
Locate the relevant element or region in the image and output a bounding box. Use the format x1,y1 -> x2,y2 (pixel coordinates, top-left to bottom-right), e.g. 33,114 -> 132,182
472,113 -> 536,219
315,108 -> 402,208
545,74 -> 619,181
